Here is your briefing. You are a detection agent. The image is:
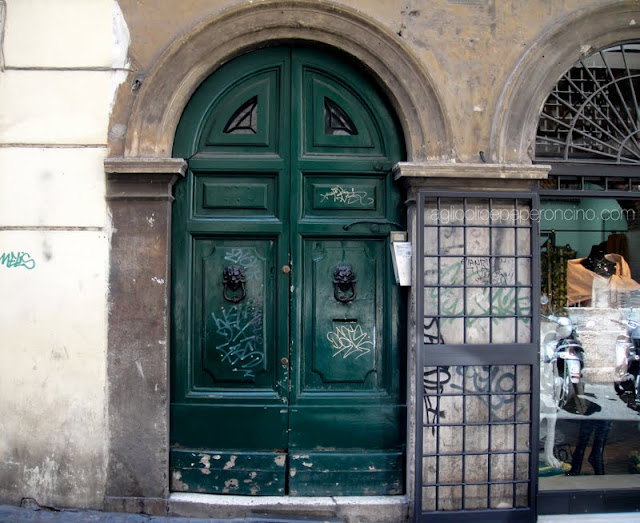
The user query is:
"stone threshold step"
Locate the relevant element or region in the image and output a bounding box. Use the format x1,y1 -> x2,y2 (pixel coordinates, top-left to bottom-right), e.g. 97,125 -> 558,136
245,516 -> 344,523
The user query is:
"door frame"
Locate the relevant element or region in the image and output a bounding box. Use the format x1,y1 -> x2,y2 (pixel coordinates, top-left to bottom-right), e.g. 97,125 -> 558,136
169,44 -> 408,497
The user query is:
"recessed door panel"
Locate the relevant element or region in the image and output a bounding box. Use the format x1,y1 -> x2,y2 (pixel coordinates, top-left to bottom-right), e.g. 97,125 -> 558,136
172,449 -> 287,496
302,239 -> 382,389
288,452 -> 403,496
196,239 -> 276,389
303,174 -> 385,218
302,69 -> 378,152
195,173 -> 278,218
203,69 -> 281,150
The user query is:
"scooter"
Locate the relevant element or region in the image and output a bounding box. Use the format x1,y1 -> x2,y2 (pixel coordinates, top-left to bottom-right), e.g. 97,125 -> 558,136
542,314 -> 585,410
614,316 -> 640,409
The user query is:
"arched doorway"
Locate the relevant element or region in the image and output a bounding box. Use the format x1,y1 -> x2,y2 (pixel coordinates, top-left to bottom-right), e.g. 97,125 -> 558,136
169,45 -> 407,496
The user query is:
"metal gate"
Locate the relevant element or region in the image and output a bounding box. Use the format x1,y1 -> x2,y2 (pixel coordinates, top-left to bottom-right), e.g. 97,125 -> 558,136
415,190 -> 540,522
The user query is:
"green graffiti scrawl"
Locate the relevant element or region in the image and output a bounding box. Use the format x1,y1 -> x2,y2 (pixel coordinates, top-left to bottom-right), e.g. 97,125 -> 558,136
0,251 -> 36,270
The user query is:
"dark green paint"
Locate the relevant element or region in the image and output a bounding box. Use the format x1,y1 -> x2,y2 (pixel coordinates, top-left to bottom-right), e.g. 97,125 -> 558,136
289,452 -> 404,496
171,45 -> 406,496
172,450 -> 286,495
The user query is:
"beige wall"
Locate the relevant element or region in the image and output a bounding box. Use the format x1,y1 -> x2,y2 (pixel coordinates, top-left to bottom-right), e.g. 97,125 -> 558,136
0,0 -> 129,509
109,0 -> 614,162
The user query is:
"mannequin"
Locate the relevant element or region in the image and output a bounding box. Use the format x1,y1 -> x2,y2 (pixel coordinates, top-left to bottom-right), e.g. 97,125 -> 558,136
567,242 -> 640,307
580,242 -> 616,277
569,418 -> 612,476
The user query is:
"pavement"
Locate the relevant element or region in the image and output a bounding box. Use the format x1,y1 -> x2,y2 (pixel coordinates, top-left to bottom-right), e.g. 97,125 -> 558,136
539,516 -> 640,522
0,504 -> 225,523
0,504 -> 342,523
2,504 -> 640,523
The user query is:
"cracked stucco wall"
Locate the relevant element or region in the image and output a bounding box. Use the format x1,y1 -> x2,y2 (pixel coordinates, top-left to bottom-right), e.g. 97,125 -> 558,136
109,0 -> 616,162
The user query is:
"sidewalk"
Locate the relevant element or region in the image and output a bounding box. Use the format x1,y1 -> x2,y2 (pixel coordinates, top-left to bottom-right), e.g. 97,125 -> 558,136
0,504 -> 231,522
2,504 -> 640,523
0,504 -> 341,523
539,516 -> 640,522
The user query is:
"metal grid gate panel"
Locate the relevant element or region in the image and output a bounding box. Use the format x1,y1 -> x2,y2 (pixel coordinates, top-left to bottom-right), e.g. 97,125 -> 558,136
415,191 -> 540,522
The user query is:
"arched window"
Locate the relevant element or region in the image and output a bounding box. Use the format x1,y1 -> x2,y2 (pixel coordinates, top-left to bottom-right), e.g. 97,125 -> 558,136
536,42 -> 640,165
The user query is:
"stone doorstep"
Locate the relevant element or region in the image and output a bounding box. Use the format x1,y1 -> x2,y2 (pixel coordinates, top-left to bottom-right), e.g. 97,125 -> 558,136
245,516 -> 344,523
168,493 -> 409,523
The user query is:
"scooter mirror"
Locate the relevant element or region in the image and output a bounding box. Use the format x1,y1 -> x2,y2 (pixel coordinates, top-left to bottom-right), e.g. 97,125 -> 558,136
557,325 -> 572,338
540,295 -> 549,305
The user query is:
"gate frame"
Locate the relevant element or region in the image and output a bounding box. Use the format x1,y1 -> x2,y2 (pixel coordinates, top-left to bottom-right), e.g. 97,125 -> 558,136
394,163 -> 549,522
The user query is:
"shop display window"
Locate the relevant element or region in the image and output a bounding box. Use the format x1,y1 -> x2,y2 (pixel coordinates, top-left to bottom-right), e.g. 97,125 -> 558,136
538,193 -> 640,491
535,41 -> 640,492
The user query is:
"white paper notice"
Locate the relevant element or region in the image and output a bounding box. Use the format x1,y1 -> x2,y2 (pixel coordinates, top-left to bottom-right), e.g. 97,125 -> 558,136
391,242 -> 412,286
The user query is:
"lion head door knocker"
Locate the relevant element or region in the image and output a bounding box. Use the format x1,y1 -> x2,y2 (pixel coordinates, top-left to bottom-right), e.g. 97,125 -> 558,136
333,264 -> 357,304
222,265 -> 246,303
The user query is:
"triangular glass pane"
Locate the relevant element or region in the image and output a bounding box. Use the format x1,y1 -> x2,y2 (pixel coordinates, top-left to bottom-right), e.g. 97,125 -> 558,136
324,98 -> 358,136
223,96 -> 258,135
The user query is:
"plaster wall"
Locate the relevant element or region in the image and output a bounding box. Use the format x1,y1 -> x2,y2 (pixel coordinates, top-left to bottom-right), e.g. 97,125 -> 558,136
0,0 -> 130,509
110,0 -> 619,162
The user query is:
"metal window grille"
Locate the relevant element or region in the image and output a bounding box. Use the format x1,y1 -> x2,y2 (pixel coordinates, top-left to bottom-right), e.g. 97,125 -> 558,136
421,365 -> 531,512
416,192 -> 540,522
536,42 -> 640,164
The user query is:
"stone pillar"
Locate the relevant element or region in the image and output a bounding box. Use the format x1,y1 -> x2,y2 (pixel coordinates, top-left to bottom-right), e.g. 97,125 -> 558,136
103,158 -> 186,514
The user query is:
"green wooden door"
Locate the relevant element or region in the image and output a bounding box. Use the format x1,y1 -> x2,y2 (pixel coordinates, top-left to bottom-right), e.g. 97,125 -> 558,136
170,46 -> 406,496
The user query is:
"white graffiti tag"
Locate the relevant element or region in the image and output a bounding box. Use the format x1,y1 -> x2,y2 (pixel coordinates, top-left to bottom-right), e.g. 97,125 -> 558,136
326,324 -> 373,360
211,303 -> 264,378
320,186 -> 374,206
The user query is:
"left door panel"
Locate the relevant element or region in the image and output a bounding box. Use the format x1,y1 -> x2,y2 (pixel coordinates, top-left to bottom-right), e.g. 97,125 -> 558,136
170,46 -> 291,495
171,236 -> 289,495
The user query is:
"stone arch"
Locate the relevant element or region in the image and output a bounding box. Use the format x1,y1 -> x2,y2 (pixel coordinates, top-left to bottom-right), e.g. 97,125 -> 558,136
491,1 -> 640,164
122,0 -> 451,162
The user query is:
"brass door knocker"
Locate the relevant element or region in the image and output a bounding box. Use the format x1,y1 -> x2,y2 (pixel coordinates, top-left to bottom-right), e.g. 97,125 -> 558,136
333,264 -> 356,303
223,265 -> 246,303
